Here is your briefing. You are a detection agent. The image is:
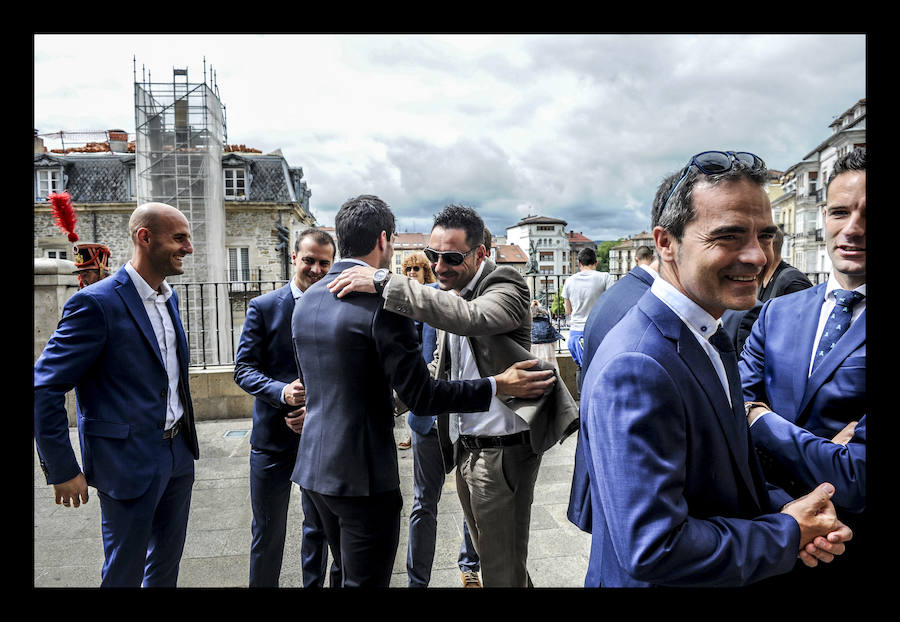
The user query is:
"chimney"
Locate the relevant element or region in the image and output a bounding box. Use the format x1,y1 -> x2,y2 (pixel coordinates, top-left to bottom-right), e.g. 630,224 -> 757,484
34,129 -> 46,154
108,129 -> 129,153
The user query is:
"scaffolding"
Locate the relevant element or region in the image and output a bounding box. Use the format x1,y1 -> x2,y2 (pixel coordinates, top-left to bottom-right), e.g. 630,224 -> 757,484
134,58 -> 230,365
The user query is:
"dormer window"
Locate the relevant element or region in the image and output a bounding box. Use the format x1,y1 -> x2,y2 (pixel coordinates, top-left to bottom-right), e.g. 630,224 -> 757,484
36,169 -> 62,199
225,168 -> 246,199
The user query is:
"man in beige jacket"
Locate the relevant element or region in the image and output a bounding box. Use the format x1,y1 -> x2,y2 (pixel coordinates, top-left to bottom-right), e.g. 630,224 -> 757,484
329,204 -> 578,587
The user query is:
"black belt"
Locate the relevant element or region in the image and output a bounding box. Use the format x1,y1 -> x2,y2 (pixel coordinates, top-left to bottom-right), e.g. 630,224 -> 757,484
458,430 -> 530,450
162,420 -> 182,439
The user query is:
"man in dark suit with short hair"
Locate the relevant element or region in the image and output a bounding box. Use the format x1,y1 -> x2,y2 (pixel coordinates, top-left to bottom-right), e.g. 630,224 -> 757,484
567,247 -> 657,532
234,227 -> 339,587
289,195 -> 556,587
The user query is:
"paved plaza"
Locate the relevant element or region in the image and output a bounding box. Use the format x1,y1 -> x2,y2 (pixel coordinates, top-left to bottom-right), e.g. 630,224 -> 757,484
33,415 -> 591,588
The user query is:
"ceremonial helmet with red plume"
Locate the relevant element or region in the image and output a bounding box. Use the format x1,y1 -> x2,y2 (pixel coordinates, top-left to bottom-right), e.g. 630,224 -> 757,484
48,191 -> 112,288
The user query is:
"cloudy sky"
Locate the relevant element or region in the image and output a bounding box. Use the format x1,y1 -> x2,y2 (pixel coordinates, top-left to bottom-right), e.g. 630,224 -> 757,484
34,34 -> 866,242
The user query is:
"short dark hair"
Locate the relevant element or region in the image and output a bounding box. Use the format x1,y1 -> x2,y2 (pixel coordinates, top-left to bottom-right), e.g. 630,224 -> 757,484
483,226 -> 492,254
295,227 -> 336,258
432,204 -> 484,249
635,245 -> 654,262
827,148 -> 867,190
334,195 -> 395,258
652,158 -> 768,241
772,227 -> 785,257
577,247 -> 597,266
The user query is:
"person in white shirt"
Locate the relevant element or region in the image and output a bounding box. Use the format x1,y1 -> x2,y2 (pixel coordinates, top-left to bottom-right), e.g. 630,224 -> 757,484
562,247 -> 615,387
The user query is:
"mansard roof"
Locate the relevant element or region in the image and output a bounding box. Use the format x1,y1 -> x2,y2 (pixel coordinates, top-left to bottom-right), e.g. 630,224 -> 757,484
34,151 -> 308,205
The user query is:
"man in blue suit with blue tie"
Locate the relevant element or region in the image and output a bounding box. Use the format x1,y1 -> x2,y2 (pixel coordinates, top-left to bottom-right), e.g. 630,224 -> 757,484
741,148 -> 867,586
234,228 -> 339,587
290,195 -> 556,587
34,202 -> 199,587
579,152 -> 852,587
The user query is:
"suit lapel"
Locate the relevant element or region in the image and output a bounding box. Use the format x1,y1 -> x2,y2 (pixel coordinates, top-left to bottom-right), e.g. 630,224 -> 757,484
791,284 -> 826,415
642,293 -> 760,508
114,268 -> 165,369
799,308 -> 865,417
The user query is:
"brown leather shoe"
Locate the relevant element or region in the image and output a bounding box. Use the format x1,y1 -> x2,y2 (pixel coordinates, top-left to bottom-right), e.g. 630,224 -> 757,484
461,570 -> 482,587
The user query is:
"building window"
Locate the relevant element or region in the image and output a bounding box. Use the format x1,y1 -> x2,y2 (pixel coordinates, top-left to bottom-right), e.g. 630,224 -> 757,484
46,249 -> 68,260
224,168 -> 246,198
539,252 -> 554,262
36,169 -> 62,200
129,167 -> 137,199
228,247 -> 251,281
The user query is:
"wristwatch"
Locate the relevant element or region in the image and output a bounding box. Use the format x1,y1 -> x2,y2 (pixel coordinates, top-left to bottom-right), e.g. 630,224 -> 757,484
744,401 -> 769,420
373,268 -> 391,294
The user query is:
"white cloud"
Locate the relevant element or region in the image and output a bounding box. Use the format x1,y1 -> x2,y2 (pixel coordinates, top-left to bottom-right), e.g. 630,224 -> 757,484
34,33 -> 865,242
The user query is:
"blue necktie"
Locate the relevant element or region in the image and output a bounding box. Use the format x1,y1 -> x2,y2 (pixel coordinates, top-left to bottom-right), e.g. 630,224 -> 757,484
812,289 -> 864,373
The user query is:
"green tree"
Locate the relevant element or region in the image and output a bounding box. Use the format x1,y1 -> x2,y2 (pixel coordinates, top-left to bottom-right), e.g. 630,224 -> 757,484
595,239 -> 623,272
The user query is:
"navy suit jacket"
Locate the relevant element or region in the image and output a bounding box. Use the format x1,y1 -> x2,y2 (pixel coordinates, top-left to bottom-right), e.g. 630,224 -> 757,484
234,283 -> 302,453
290,261 -> 493,497
740,283 -> 866,440
750,414 -> 865,513
580,290 -> 798,587
568,265 -> 654,532
34,265 -> 198,501
407,283 -> 440,436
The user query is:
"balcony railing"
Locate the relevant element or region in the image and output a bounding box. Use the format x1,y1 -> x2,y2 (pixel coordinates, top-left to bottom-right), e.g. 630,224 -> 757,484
171,280 -> 288,369
172,270 -> 835,368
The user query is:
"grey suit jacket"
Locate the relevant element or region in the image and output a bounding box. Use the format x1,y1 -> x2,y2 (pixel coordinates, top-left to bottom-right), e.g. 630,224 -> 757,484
383,258 -> 579,471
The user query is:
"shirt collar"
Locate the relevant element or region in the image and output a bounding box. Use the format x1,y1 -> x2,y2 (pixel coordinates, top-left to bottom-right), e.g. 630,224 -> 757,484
824,271 -> 866,300
289,278 -> 303,300
125,261 -> 173,302
458,259 -> 487,298
651,276 -> 721,340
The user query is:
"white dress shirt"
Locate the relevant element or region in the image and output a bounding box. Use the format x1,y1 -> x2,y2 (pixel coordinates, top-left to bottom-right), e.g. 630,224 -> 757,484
650,276 -> 733,407
448,261 -> 522,438
124,261 -> 183,431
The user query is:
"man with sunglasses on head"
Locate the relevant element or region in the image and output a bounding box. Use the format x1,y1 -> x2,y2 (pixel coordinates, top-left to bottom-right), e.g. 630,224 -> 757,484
740,148 -> 867,587
578,151 -> 852,587
291,196 -> 556,587
329,204 -> 578,587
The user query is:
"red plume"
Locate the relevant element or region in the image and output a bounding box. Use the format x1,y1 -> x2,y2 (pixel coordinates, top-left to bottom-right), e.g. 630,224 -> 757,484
49,191 -> 79,243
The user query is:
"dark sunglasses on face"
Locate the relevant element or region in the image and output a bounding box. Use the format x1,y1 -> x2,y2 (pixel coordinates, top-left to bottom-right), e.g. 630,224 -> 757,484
405,265 -> 421,272
662,150 -> 766,211
423,246 -> 476,267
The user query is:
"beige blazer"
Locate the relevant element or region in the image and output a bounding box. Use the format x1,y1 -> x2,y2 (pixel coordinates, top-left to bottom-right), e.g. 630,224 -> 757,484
384,259 -> 579,471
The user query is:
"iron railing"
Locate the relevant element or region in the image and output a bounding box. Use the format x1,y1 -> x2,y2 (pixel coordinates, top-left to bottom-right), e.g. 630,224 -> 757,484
172,270 -> 829,368
172,280 -> 288,369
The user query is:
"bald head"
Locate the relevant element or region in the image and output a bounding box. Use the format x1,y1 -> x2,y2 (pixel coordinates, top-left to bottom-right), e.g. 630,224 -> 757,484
129,202 -> 193,289
129,203 -> 186,243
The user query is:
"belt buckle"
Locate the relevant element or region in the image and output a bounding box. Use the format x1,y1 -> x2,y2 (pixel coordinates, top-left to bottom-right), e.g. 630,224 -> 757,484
163,421 -> 181,439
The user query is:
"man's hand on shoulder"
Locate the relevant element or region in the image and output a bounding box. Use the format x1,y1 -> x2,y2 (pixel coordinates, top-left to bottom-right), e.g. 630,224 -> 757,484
53,473 -> 89,508
328,266 -> 378,298
494,359 -> 557,399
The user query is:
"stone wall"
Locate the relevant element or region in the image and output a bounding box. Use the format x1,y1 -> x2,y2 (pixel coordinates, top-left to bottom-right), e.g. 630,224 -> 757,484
225,202 -> 316,282
33,203 -> 135,272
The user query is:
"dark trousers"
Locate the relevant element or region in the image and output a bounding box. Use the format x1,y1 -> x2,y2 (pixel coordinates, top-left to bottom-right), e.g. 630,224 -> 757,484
407,426 -> 479,587
97,430 -> 194,587
304,487 -> 402,587
249,447 -> 339,587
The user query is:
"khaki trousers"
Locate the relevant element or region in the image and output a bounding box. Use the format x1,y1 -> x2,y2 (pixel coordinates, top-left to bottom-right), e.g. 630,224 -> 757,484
455,442 -> 542,587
